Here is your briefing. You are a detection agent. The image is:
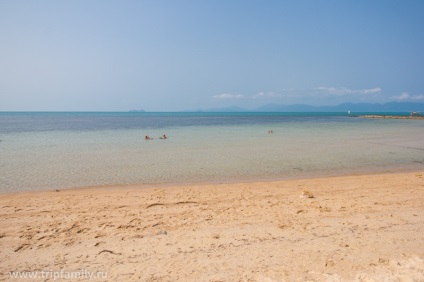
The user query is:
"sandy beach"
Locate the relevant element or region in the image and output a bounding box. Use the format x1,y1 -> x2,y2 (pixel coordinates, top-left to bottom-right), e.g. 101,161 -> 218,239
1,171 -> 424,281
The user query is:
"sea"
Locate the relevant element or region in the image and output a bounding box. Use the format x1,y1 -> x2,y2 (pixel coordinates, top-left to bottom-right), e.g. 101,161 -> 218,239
1,112 -> 423,193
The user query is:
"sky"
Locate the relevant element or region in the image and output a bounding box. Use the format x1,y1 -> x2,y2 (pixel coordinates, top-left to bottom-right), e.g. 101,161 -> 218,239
1,0 -> 424,111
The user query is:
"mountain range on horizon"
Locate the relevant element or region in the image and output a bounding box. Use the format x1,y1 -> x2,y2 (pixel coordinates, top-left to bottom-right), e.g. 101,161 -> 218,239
186,102 -> 424,113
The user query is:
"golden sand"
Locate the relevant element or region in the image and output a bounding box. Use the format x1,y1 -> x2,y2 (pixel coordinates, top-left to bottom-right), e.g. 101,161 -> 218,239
1,172 -> 424,281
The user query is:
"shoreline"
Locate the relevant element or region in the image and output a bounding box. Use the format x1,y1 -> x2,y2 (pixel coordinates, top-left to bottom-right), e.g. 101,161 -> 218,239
1,171 -> 424,280
355,114 -> 424,120
1,165 -> 423,196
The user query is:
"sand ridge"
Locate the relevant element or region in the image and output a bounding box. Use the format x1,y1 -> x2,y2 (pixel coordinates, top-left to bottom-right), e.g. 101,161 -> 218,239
1,172 -> 424,281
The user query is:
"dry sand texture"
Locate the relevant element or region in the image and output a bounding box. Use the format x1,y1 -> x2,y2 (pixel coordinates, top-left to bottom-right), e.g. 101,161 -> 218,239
1,172 -> 424,281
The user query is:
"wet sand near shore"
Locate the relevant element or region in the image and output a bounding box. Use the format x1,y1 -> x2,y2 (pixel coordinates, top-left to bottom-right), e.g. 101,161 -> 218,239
1,172 -> 424,281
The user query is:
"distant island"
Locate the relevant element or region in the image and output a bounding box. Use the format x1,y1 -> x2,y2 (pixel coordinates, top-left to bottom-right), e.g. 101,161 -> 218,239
128,109 -> 145,112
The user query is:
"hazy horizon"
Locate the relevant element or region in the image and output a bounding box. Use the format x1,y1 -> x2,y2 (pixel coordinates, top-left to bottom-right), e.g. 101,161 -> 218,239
1,100 -> 424,113
1,1 -> 424,111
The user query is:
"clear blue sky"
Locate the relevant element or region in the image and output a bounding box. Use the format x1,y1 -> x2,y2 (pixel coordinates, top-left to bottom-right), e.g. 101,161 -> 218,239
1,0 -> 423,111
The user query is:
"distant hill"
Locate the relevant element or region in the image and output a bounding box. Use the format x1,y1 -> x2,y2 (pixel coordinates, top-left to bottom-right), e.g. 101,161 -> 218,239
193,102 -> 424,112
255,103 -> 319,112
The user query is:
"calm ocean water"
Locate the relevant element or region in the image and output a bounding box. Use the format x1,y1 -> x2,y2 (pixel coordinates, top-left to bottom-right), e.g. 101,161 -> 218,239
0,112 -> 423,192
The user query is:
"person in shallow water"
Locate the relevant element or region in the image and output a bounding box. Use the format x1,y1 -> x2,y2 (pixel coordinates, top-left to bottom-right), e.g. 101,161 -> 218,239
145,135 -> 151,140
159,134 -> 167,139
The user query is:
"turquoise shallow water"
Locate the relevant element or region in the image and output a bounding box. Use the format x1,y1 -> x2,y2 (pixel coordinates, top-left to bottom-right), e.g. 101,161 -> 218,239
0,112 -> 423,192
